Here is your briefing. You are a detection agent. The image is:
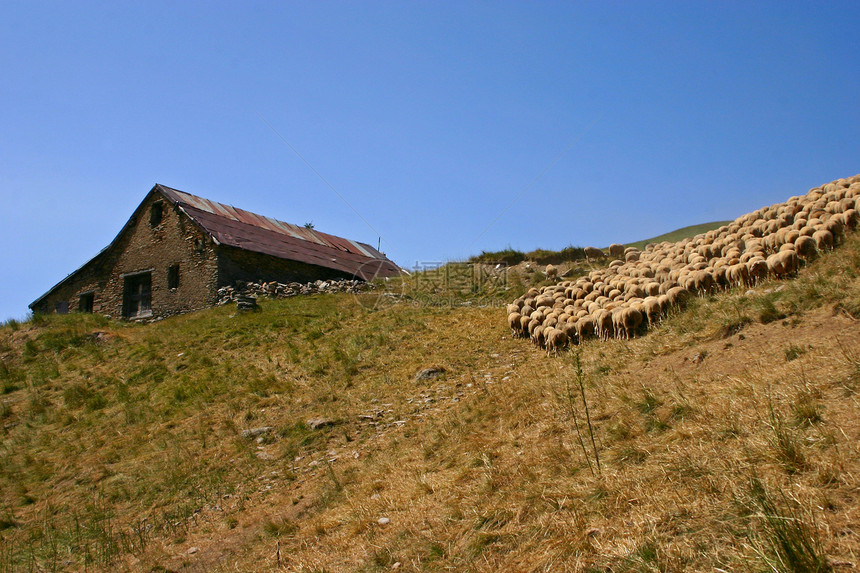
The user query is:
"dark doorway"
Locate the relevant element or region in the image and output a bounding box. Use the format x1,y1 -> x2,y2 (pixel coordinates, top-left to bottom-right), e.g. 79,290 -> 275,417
79,292 -> 94,313
123,273 -> 152,318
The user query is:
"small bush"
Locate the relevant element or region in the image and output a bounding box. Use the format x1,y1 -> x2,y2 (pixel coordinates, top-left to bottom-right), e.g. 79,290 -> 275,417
127,363 -> 168,386
0,515 -> 18,530
468,532 -> 504,557
60,381 -> 108,412
792,392 -> 823,427
263,518 -> 298,537
38,328 -> 91,354
557,245 -> 587,262
0,362 -> 23,394
718,316 -> 752,338
22,340 -> 39,360
306,328 -> 325,341
624,540 -> 664,569
757,296 -> 786,324
279,422 -> 319,460
784,344 -> 806,362
63,383 -> 93,409
469,244 -> 587,266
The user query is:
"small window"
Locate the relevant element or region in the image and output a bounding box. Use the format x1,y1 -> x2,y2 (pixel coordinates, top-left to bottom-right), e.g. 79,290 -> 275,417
56,301 -> 69,314
150,202 -> 164,227
79,293 -> 94,313
167,265 -> 180,289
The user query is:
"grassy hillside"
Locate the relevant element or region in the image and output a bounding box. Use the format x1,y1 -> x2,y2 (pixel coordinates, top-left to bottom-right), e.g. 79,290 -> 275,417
1,233 -> 859,572
623,220 -> 732,251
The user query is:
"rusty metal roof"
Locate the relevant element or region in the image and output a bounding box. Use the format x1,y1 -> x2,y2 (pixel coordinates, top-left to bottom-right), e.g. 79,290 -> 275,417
156,184 -> 401,280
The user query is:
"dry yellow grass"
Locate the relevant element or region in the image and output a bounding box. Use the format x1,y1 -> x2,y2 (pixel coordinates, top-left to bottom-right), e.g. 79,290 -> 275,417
1,233 -> 859,572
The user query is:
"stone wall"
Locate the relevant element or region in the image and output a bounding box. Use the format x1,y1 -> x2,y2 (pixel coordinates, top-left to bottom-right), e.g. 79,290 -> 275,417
32,190 -> 220,319
215,278 -> 372,305
216,245 -> 352,287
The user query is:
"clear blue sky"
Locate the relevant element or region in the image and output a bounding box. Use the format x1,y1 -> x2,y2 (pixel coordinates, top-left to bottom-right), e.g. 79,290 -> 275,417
2,1 -> 859,321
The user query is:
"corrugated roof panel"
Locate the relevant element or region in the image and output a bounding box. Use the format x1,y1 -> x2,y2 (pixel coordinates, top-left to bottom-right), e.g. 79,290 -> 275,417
358,241 -> 388,259
189,194 -> 227,218
317,230 -> 365,255
295,225 -> 332,247
192,214 -> 366,275
344,239 -> 374,258
240,209 -> 272,231
157,185 -> 400,278
268,217 -> 306,240
158,184 -> 388,257
325,234 -> 361,255
168,189 -> 198,206
221,203 -> 245,221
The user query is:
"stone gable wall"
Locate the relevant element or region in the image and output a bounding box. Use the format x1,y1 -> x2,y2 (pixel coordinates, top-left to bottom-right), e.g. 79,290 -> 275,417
32,191 -> 219,319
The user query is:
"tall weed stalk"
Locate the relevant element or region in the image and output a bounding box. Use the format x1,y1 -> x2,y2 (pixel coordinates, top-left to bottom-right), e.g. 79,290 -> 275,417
766,393 -> 806,474
748,476 -> 831,573
563,353 -> 601,475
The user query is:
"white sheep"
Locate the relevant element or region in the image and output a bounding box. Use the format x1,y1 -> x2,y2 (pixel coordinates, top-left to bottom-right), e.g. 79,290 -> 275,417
812,228 -> 833,251
608,243 -> 625,258
584,246 -> 605,261
544,327 -> 569,356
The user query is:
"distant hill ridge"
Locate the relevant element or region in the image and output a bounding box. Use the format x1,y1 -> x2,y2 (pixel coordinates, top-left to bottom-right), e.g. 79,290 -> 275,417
469,221 -> 730,266
623,221 -> 733,251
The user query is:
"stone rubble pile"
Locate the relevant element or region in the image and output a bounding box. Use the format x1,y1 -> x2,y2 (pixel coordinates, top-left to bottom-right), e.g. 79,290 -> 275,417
235,294 -> 258,312
216,278 -> 373,306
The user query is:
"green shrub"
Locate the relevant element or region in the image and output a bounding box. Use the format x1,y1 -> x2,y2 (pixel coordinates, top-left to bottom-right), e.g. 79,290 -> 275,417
757,295 -> 786,324
469,248 -> 525,266
784,344 -> 806,362
526,245 -> 586,264
63,383 -> 94,409
0,362 -> 23,394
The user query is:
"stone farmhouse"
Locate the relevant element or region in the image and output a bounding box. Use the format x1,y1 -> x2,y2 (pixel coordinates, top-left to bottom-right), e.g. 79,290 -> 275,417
30,184 -> 401,319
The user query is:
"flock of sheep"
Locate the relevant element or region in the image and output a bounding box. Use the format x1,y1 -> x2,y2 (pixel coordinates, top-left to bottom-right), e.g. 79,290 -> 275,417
506,175 -> 860,355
